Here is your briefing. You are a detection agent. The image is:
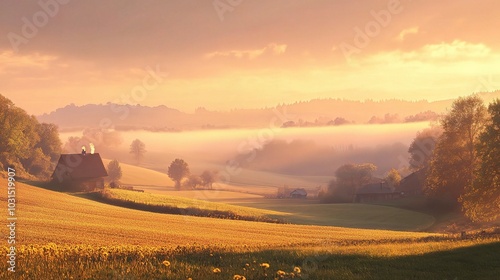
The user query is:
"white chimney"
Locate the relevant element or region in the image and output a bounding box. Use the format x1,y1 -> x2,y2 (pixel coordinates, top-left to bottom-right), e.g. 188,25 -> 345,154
89,143 -> 95,154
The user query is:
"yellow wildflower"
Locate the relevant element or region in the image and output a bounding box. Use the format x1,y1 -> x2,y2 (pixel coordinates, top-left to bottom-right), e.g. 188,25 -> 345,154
260,263 -> 270,269
213,268 -> 221,273
294,266 -> 301,274
162,260 -> 171,267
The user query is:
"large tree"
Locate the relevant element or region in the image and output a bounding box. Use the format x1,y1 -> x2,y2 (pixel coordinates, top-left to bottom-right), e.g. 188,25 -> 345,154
461,99 -> 500,222
425,95 -> 488,208
0,94 -> 61,179
107,159 -> 123,184
408,126 -> 442,171
332,163 -> 377,202
129,139 -> 146,165
167,158 -> 190,190
36,123 -> 63,161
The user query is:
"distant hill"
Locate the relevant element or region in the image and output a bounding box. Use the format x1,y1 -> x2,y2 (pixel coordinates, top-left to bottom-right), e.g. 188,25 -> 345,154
37,91 -> 500,131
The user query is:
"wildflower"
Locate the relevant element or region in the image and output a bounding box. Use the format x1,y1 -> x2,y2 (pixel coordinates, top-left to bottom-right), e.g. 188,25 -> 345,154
294,266 -> 301,274
233,275 -> 246,280
213,268 -> 221,273
260,263 -> 270,269
162,260 -> 171,267
276,270 -> 286,276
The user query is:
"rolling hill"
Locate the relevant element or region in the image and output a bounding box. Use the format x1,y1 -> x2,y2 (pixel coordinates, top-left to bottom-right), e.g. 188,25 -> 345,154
3,178 -> 434,247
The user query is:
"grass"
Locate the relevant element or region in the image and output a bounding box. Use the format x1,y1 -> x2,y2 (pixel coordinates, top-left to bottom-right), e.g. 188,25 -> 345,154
103,188 -> 284,217
83,188 -> 286,223
2,178 -> 498,279
3,179 -> 434,246
136,186 -> 267,201
2,239 -> 499,279
102,159 -> 175,187
233,199 -> 436,231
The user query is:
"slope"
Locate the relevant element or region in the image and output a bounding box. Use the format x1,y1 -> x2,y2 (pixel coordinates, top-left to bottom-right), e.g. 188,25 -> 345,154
1,179 -> 433,247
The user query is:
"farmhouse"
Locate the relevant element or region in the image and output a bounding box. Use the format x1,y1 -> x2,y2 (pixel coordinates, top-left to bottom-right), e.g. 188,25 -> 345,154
51,153 -> 108,191
399,169 -> 426,196
289,188 -> 308,199
355,179 -> 400,202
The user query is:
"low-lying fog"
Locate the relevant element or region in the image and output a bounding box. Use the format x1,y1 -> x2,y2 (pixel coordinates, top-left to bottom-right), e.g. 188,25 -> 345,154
60,122 -> 430,179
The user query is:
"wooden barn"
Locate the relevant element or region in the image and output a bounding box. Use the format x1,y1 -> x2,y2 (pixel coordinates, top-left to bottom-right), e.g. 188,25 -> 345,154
51,153 -> 108,191
289,188 -> 308,199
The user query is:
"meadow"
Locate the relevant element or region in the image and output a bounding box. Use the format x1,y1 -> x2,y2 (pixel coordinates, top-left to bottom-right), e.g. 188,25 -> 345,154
101,162 -> 435,231
1,178 -> 499,279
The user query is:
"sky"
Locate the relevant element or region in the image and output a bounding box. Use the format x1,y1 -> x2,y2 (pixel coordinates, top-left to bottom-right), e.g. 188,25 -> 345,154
1,0 -> 500,115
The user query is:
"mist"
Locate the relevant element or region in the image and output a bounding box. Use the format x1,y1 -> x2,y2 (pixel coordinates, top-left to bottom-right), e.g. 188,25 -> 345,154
59,122 -> 429,176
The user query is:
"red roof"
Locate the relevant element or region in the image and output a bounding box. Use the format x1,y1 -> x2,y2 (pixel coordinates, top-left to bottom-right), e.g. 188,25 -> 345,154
52,153 -> 108,180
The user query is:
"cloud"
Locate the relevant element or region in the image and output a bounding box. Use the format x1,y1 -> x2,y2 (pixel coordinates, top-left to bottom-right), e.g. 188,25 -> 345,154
420,40 -> 491,60
368,40 -> 492,63
205,43 -> 287,59
0,50 -> 59,73
396,26 -> 419,41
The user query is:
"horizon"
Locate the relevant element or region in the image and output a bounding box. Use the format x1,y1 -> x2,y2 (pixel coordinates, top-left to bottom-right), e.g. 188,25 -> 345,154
14,92 -> 499,116
2,1 -> 500,115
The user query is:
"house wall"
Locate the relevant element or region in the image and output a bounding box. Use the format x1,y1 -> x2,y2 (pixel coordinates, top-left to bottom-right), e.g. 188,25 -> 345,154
54,177 -> 105,192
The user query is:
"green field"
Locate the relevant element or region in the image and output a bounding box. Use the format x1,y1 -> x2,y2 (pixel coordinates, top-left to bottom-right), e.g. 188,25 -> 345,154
234,200 -> 436,231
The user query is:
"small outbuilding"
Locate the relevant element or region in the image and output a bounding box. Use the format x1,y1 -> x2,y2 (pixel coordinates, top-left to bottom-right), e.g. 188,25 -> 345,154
289,188 -> 308,199
51,153 -> 108,191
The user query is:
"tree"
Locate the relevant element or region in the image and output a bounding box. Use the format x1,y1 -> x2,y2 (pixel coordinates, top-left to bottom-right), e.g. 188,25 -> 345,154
185,174 -> 202,189
461,99 -> 500,222
107,159 -> 122,184
325,179 -> 352,203
408,126 -> 442,170
168,159 -> 190,190
129,139 -> 146,165
200,170 -> 219,189
0,94 -> 62,179
385,168 -> 401,189
425,95 -> 488,209
36,123 -> 62,161
333,163 -> 377,202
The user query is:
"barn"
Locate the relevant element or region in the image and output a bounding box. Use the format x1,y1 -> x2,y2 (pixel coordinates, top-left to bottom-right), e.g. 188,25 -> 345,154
289,188 -> 308,199
51,153 -> 108,191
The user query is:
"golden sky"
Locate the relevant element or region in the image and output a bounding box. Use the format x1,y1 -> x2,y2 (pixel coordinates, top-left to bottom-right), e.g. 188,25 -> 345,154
1,0 -> 500,115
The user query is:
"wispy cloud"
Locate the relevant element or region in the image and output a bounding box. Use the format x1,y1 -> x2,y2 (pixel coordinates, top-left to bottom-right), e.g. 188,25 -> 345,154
369,40 -> 492,63
205,43 -> 287,59
0,51 -> 59,73
396,26 -> 419,41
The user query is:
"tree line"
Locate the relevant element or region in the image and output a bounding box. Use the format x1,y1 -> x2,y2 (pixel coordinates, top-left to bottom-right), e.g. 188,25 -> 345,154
423,96 -> 499,222
0,94 -> 62,179
323,95 -> 499,223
